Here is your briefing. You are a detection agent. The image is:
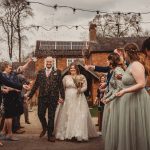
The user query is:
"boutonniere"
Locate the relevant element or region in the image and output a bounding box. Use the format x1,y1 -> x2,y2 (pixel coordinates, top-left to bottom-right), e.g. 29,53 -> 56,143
53,67 -> 57,71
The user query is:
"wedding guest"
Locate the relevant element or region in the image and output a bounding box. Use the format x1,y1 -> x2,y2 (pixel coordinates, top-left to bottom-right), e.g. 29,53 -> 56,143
85,48 -> 125,92
94,74 -> 106,133
0,61 -> 30,146
0,62 -> 23,141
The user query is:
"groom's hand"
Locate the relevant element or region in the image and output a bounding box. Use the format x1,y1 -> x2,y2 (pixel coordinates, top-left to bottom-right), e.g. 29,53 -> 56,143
58,98 -> 64,104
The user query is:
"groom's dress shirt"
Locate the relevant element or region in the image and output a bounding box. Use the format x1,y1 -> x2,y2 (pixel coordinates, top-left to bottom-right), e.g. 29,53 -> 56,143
46,68 -> 52,77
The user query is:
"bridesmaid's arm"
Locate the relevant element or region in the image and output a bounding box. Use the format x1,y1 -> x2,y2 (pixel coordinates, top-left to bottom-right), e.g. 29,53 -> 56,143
0,72 -> 22,90
116,62 -> 146,97
104,67 -> 124,102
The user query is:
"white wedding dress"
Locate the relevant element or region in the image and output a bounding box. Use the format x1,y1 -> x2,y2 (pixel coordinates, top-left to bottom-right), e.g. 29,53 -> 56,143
54,75 -> 98,141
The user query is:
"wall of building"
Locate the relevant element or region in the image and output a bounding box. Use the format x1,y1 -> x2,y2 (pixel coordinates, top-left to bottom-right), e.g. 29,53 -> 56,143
35,58 -> 45,72
57,58 -> 67,71
91,53 -> 109,66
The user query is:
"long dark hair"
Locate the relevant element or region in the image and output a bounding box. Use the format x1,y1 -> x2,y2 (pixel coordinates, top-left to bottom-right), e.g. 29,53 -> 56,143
124,43 -> 140,62
108,53 -> 121,68
68,63 -> 80,75
142,37 -> 150,54
141,38 -> 150,75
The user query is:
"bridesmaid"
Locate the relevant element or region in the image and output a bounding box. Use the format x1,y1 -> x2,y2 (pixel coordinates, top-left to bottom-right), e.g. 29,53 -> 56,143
101,53 -> 125,149
115,43 -> 150,150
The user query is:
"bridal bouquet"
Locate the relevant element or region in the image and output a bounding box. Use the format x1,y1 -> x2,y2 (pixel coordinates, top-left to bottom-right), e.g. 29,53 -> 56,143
72,75 -> 85,95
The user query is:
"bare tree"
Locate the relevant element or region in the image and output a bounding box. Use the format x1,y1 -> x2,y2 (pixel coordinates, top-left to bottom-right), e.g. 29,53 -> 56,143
92,12 -> 142,39
13,0 -> 33,62
0,0 -> 17,59
0,0 -> 33,62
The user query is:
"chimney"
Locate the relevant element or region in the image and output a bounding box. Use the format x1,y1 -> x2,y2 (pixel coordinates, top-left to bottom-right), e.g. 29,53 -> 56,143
89,23 -> 97,42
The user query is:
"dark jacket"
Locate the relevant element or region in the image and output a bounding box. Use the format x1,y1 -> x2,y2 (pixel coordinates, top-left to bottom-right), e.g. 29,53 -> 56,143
0,71 -> 22,104
95,66 -> 113,91
28,68 -> 65,100
0,71 -> 22,90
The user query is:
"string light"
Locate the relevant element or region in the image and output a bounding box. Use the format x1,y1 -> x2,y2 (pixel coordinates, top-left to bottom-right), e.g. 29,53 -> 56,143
29,25 -> 89,31
27,1 -> 150,15
118,12 -> 121,15
53,4 -> 58,10
36,26 -> 39,31
55,25 -> 58,31
27,19 -> 150,32
73,8 -> 76,14
96,11 -> 100,15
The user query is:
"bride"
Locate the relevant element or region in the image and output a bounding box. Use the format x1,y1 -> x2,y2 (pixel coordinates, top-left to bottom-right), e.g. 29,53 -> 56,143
54,63 -> 98,141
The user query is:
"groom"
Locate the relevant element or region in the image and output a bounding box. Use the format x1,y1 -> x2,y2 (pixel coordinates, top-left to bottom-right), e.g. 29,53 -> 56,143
27,56 -> 65,142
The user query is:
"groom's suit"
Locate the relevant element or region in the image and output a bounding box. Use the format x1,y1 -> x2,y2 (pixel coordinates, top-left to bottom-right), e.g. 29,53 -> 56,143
28,67 -> 65,138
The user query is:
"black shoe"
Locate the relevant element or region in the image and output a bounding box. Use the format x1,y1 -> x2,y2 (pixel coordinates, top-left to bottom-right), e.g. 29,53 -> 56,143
48,136 -> 55,142
39,130 -> 46,138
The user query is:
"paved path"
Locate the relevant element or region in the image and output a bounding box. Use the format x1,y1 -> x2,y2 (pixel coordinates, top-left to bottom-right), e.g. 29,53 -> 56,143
1,107 -> 104,150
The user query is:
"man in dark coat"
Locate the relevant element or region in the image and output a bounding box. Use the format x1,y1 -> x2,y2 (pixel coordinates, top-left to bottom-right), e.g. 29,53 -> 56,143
27,56 -> 65,142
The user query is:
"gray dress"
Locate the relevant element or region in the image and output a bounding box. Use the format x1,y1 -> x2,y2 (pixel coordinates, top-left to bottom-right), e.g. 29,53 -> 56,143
104,64 -> 150,150
102,66 -> 124,143
117,65 -> 150,150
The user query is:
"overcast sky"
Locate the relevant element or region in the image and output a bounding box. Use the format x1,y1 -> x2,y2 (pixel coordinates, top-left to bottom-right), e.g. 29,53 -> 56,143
0,0 -> 150,61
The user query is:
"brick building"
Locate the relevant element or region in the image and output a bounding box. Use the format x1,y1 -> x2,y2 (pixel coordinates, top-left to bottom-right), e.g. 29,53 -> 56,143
34,23 -> 147,105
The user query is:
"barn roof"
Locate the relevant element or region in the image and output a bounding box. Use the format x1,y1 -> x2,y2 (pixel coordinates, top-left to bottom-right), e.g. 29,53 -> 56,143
34,37 -> 148,58
35,41 -> 89,58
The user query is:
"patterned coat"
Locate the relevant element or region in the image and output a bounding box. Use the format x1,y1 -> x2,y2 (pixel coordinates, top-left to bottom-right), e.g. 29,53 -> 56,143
28,68 -> 65,101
